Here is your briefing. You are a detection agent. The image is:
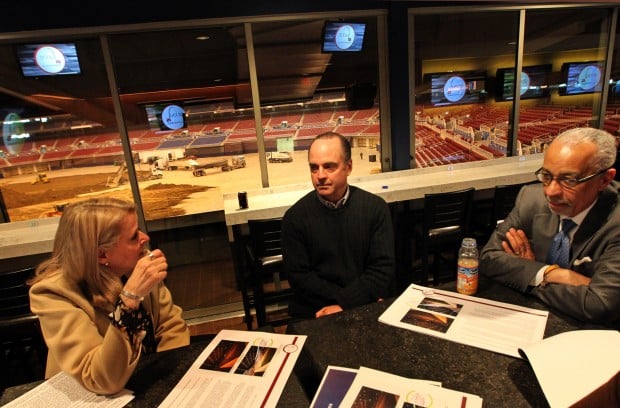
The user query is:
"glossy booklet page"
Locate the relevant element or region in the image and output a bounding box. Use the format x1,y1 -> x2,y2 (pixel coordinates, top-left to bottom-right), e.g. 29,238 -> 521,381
315,366 -> 482,408
158,329 -> 306,408
518,330 -> 620,408
378,284 -> 548,358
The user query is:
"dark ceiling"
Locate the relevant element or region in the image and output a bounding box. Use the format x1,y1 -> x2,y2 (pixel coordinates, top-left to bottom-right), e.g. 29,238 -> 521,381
0,3 -> 616,133
0,17 -> 379,130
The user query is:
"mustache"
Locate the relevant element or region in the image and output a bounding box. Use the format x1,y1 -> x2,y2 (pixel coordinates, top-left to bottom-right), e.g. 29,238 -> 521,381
546,197 -> 570,205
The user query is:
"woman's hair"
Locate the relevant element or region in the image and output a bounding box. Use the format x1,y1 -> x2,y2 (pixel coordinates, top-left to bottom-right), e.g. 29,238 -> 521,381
31,197 -> 136,309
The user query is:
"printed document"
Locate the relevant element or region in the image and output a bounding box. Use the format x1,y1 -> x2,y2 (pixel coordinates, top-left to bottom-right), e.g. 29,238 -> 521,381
2,371 -> 133,408
378,284 -> 548,358
158,329 -> 306,408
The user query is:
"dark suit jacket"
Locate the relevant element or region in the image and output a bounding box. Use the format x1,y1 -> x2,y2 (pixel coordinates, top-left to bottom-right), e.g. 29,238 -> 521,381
480,182 -> 620,328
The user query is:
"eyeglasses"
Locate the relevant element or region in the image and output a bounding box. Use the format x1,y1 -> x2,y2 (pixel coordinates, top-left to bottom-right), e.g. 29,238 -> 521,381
534,167 -> 610,188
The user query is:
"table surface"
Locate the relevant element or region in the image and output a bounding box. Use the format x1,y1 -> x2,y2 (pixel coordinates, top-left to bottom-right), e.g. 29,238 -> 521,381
286,279 -> 601,407
0,335 -> 310,408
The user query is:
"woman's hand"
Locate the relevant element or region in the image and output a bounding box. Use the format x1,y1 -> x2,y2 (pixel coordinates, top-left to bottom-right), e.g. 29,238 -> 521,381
502,228 -> 535,260
121,249 -> 167,308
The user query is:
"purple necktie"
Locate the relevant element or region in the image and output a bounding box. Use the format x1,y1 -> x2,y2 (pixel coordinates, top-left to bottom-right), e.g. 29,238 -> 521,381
546,218 -> 577,268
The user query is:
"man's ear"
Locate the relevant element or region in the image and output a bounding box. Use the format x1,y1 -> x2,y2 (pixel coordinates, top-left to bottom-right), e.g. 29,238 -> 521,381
600,168 -> 616,190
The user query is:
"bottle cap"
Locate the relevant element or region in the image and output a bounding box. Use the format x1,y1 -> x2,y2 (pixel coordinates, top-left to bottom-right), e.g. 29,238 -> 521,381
462,237 -> 477,247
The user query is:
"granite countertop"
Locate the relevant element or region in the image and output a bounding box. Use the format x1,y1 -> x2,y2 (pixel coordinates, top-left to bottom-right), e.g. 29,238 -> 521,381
0,335 -> 309,407
287,280 -> 595,407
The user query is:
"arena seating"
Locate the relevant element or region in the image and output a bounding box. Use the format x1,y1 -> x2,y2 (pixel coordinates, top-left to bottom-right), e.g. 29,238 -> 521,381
2,103 -> 617,172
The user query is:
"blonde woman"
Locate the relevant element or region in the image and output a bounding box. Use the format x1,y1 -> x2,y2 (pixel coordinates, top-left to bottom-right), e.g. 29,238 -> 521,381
29,197 -> 189,395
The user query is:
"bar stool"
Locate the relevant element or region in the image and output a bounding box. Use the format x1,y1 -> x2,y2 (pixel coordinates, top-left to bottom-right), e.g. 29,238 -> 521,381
0,267 -> 47,392
242,218 -> 292,330
473,182 -> 531,243
414,187 -> 475,286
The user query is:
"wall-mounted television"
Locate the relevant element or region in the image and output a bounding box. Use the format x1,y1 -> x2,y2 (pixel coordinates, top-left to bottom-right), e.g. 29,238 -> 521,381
144,102 -> 187,131
495,64 -> 552,102
559,61 -> 604,96
424,70 -> 487,106
16,43 -> 82,77
321,21 -> 366,53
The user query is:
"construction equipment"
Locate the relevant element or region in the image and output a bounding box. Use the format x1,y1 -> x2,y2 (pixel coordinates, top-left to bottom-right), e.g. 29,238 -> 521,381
222,155 -> 246,171
267,151 -> 293,163
31,173 -> 49,184
190,156 -> 245,175
149,166 -> 164,179
106,162 -> 127,188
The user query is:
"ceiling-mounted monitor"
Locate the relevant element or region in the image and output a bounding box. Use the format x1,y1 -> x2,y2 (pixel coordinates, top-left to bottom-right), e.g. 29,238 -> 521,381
321,21 -> 366,53
559,61 -> 604,96
424,70 -> 487,106
144,102 -> 187,131
16,43 -> 82,77
495,64 -> 552,102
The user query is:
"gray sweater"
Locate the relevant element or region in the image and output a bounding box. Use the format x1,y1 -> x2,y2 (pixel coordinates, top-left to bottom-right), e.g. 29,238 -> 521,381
282,186 -> 395,318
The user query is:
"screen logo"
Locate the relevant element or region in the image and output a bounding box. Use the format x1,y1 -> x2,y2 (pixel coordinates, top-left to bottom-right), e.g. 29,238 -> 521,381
335,25 -> 356,50
35,46 -> 66,74
578,65 -> 601,91
520,72 -> 531,96
161,105 -> 186,130
2,113 -> 27,155
444,76 -> 467,102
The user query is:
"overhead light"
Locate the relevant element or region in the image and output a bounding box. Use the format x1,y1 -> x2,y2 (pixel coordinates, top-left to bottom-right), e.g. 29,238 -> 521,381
196,35 -> 210,41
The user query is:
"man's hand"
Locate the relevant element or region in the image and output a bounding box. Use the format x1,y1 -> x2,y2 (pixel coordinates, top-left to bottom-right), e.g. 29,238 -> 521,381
315,305 -> 343,318
502,228 -> 535,260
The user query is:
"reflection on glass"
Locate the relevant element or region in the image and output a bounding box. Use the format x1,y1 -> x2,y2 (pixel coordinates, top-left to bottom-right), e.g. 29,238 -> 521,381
413,7 -> 611,168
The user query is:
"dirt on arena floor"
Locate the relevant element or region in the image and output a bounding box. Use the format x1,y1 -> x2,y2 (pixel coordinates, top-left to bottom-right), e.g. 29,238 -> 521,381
1,171 -> 211,222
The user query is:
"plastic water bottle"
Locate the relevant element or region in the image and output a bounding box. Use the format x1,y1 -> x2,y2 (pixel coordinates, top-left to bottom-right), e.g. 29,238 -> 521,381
457,237 -> 478,295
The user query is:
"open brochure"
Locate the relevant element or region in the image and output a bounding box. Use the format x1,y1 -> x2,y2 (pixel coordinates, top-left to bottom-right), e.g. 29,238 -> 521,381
310,366 -> 481,408
518,330 -> 620,408
378,284 -> 548,358
2,371 -> 134,408
158,329 -> 306,408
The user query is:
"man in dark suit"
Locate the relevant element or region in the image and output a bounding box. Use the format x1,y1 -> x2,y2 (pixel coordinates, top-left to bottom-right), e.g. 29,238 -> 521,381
480,127 -> 620,327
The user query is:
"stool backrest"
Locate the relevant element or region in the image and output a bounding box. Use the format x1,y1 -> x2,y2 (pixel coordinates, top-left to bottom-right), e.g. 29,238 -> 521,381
0,267 -> 36,319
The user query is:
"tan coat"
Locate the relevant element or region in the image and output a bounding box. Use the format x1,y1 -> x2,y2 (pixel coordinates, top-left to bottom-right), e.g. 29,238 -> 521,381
29,273 -> 190,395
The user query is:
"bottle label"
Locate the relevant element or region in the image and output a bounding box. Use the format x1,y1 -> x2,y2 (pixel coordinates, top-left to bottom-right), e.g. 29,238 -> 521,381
457,260 -> 478,295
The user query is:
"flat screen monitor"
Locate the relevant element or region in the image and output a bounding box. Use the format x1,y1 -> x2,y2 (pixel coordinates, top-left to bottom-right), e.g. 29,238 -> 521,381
321,21 -> 366,53
16,43 -> 82,77
425,70 -> 487,106
560,61 -> 604,96
495,64 -> 552,101
144,102 -> 187,131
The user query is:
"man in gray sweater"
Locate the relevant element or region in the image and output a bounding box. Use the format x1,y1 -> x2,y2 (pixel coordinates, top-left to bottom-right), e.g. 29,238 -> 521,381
282,132 -> 395,319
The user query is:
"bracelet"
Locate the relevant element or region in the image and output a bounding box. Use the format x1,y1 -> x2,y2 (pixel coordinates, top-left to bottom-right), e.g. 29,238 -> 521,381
540,264 -> 560,288
121,289 -> 145,301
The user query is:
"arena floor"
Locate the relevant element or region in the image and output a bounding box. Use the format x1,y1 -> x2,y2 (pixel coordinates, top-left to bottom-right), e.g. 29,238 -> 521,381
1,147 -> 381,221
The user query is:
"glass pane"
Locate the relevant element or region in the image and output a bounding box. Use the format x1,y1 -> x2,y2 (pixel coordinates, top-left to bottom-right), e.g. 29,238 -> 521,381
607,10 -> 620,178
609,19 -> 620,111
251,17 -> 381,186
107,26 -> 252,221
413,11 -> 520,168
0,37 -> 119,222
521,8 -> 611,151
